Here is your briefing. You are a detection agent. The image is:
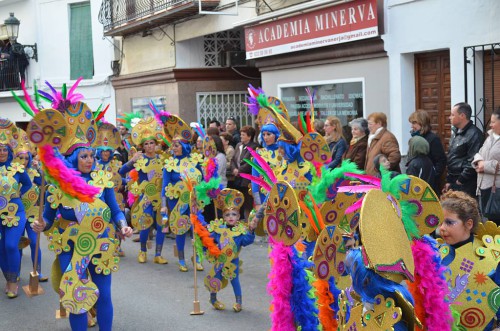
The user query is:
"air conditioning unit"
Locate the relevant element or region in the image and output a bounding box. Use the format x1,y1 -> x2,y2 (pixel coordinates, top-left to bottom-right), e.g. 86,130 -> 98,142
219,51 -> 247,67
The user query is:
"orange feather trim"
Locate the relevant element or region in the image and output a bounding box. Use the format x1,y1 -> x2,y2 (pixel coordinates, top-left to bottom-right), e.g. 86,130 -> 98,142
407,279 -> 425,331
313,279 -> 337,331
190,213 -> 222,258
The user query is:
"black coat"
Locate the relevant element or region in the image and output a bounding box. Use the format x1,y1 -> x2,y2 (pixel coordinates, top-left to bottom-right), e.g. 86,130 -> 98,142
406,155 -> 436,191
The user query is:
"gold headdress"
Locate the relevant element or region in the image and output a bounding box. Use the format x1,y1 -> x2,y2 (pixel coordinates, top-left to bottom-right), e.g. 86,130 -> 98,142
94,122 -> 121,151
359,189 -> 415,283
130,117 -> 164,146
163,115 -> 192,144
215,188 -> 244,212
13,129 -> 33,155
59,102 -> 97,155
0,118 -> 20,151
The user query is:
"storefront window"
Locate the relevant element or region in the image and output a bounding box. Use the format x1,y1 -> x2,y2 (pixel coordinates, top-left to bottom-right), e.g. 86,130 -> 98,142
279,79 -> 364,129
130,96 -> 166,117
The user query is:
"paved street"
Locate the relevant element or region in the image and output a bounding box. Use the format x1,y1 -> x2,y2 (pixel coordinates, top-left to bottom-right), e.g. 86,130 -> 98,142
0,235 -> 271,331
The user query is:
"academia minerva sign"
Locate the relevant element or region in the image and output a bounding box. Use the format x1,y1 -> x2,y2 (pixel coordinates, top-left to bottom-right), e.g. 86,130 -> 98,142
245,0 -> 378,59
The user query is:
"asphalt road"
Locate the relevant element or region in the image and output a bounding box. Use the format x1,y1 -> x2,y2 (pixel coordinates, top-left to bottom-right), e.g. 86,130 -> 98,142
0,234 -> 271,331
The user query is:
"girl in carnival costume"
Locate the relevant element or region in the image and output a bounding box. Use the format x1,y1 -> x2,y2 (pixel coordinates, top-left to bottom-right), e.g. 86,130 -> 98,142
119,116 -> 168,264
14,129 -> 48,282
161,115 -> 204,272
31,102 -> 133,331
439,190 -> 500,331
0,119 -> 33,298
204,188 -> 256,312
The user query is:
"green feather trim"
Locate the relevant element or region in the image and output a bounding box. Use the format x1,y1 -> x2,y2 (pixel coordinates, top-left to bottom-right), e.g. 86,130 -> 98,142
62,83 -> 67,99
309,160 -> 363,204
119,112 -> 143,130
243,158 -> 272,184
400,201 -> 420,240
194,234 -> 204,263
256,94 -> 269,108
304,194 -> 321,232
195,177 -> 221,206
34,80 -> 41,109
11,91 -> 35,117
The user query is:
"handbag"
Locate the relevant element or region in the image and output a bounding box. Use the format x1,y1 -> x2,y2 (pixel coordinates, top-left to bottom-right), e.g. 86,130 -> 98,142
484,163 -> 500,220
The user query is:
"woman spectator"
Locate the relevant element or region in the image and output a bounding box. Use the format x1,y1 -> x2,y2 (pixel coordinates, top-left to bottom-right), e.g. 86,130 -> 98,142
324,116 -> 347,169
405,136 -> 436,189
472,107 -> 500,224
408,110 -> 447,190
221,132 -> 235,187
343,118 -> 369,171
365,112 -> 401,176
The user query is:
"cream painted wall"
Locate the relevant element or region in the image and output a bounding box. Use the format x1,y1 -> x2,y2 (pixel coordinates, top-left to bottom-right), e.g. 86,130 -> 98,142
115,83 -> 179,118
120,26 -> 176,75
1,0 -> 117,124
262,57 -> 390,121
175,1 -> 257,42
383,0 -> 500,154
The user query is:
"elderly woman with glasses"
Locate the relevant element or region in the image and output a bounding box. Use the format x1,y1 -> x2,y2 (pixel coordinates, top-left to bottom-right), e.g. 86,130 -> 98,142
0,120 -> 33,298
438,190 -> 500,331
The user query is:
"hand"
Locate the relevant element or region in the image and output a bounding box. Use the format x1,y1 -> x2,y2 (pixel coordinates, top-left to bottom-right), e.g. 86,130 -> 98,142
249,217 -> 259,231
475,160 -> 485,173
131,152 -> 142,163
32,219 -> 46,233
161,207 -> 168,214
233,168 -> 239,176
442,183 -> 451,194
456,180 -> 462,185
121,226 -> 133,238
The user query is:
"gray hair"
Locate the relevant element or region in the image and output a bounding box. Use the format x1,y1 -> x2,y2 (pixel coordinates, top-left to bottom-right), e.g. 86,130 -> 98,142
349,118 -> 369,135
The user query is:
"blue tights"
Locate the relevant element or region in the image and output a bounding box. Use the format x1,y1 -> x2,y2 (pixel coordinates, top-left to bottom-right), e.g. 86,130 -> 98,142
59,251 -> 113,331
139,222 -> 165,256
0,216 -> 27,282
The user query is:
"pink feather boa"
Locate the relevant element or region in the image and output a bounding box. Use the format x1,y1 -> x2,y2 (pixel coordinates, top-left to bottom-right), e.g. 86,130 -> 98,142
268,237 -> 295,331
411,238 -> 452,331
127,191 -> 138,207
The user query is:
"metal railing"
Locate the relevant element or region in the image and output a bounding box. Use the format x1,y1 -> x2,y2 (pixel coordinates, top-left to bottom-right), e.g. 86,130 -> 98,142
464,43 -> 500,132
99,0 -> 197,31
0,58 -> 26,92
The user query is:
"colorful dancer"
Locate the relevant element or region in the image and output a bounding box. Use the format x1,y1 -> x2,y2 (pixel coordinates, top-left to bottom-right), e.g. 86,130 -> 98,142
161,115 -> 203,271
0,118 -> 33,298
31,100 -> 133,331
15,129 -> 47,281
119,116 -> 166,264
204,188 -> 255,312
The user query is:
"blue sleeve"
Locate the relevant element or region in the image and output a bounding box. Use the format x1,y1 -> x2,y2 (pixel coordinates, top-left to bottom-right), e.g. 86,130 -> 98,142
18,170 -> 33,196
103,188 -> 127,229
34,173 -> 42,186
197,211 -> 208,227
251,166 -> 262,205
197,163 -> 204,181
328,138 -> 347,169
162,168 -> 171,199
119,161 -> 134,176
42,191 -> 57,229
305,170 -> 313,183
239,231 -> 255,247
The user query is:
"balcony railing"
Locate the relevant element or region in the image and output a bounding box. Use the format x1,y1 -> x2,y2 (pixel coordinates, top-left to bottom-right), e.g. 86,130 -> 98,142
99,0 -> 220,36
0,58 -> 27,92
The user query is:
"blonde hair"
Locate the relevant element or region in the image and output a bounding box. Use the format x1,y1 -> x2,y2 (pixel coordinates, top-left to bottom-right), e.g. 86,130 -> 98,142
408,110 -> 432,135
325,116 -> 344,142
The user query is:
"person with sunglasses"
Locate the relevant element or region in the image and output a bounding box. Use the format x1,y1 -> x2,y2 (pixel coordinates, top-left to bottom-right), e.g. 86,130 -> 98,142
0,119 -> 32,298
439,190 -> 500,330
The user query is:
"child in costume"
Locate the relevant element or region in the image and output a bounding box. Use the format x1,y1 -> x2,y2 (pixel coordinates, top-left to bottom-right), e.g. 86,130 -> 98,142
205,188 -> 255,312
0,119 -> 33,298
439,190 -> 500,331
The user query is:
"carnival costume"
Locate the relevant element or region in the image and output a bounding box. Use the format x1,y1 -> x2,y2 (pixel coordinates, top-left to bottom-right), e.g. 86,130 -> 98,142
119,116 -> 167,264
15,129 -> 46,281
204,188 -> 255,312
161,115 -> 203,271
23,93 -> 129,331
438,221 -> 500,330
0,118 -> 33,298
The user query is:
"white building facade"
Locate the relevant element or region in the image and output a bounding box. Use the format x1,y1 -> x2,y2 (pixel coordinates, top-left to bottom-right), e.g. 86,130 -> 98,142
0,0 -> 116,127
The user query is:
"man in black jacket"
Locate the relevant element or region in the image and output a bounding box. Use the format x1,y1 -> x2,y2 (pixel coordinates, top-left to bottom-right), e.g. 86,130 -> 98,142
443,102 -> 483,197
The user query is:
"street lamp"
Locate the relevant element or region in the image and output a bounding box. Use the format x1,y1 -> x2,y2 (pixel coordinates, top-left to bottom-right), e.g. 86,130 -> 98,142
4,12 -> 38,62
